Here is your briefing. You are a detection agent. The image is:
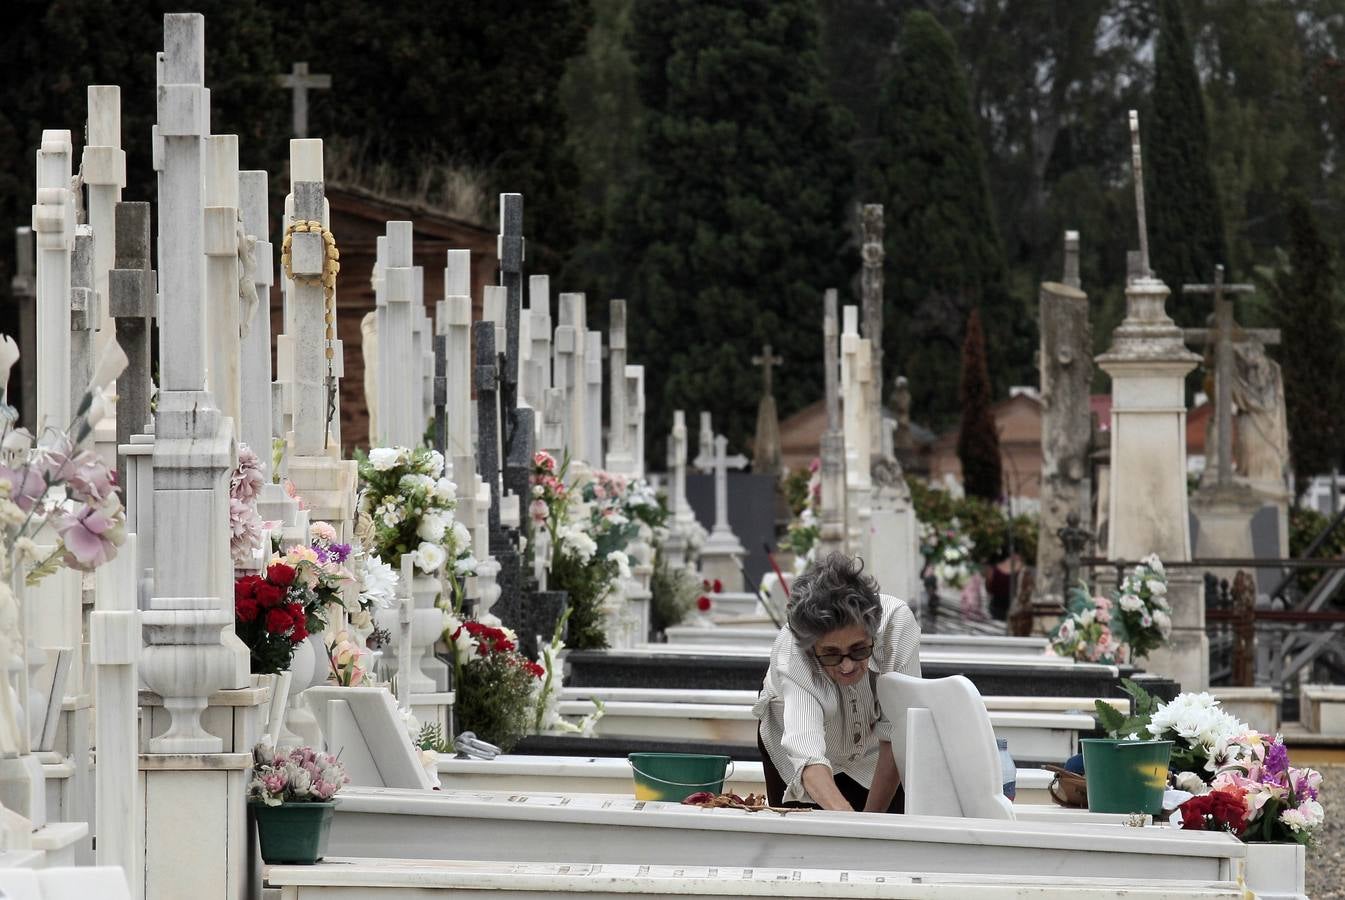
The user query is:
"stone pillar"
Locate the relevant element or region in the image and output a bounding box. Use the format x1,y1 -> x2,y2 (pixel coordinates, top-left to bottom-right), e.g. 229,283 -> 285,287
526,275 -> 552,421
558,293 -> 587,462
83,85 -> 126,467
1037,280 -> 1093,605
375,222 -> 416,447
818,289 -> 847,558
443,250 -> 473,462
1097,273 -> 1203,690
109,203 -> 155,493
626,365 -> 645,477
585,330 -> 604,468
606,300 -> 633,474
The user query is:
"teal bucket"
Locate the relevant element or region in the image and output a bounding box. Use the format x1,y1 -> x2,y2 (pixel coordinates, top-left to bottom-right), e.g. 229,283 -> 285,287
628,753 -> 733,803
1081,739 -> 1173,815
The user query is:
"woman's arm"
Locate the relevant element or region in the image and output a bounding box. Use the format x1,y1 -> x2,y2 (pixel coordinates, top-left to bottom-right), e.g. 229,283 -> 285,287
801,763 -> 854,811
863,740 -> 900,812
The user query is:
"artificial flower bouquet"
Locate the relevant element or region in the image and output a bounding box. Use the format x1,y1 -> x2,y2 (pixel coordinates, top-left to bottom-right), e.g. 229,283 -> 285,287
355,446 -> 472,581
228,443 -> 265,569
235,562 -> 316,674
325,630 -> 367,686
444,613 -> 544,752
918,519 -> 974,589
1095,680 -> 1327,845
1050,554 -> 1171,664
247,743 -> 348,806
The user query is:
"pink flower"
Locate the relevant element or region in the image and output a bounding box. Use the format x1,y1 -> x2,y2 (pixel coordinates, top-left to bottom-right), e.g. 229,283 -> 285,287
55,502 -> 124,570
310,521 -> 337,544
231,445 -> 265,502
64,450 -> 118,502
808,457 -> 820,473
0,463 -> 47,512
529,499 -> 549,523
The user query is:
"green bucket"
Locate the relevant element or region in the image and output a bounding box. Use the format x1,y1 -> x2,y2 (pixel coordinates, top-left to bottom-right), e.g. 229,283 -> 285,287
628,753 -> 734,803
252,801 -> 336,865
1081,739 -> 1173,815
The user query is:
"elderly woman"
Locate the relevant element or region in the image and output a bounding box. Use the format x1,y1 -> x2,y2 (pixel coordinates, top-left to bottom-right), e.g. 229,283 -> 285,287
752,553 -> 921,812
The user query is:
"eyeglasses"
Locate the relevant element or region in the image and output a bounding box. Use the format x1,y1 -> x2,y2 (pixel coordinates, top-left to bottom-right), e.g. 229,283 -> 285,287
813,645 -> 874,667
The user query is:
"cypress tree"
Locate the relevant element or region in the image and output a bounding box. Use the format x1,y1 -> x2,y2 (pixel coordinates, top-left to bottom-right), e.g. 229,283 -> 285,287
613,0 -> 854,455
1148,0 -> 1228,322
1265,194 -> 1345,480
869,11 -> 1020,429
957,308 -> 1002,501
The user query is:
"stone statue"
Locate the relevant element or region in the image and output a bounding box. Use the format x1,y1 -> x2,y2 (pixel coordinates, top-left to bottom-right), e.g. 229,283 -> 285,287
1231,337 -> 1289,487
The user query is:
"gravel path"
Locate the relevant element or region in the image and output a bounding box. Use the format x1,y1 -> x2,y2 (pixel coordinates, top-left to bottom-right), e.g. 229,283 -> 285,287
1306,765 -> 1344,899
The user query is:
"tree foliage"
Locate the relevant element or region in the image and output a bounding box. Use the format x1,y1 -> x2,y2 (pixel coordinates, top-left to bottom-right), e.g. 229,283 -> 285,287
1256,193 -> 1345,481
1147,0 -> 1228,320
956,308 -> 1002,501
867,11 -> 1020,427
612,0 -> 854,454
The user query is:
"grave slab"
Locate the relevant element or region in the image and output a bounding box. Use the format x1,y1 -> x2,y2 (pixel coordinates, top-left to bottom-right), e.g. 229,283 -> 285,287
263,857 -> 1246,899
327,787 -> 1244,882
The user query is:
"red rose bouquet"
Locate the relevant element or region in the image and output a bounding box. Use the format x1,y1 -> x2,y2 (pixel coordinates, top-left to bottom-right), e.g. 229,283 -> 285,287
236,562 -> 317,674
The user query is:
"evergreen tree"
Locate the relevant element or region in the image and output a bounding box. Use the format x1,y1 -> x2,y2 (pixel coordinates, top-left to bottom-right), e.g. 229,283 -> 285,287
956,308 -> 1002,501
1261,194 -> 1345,481
1148,0 -> 1227,321
613,0 -> 853,454
868,10 -> 1021,429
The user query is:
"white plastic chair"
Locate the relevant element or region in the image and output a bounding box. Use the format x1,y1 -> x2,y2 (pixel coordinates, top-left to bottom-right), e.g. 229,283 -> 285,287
878,672 -> 1015,820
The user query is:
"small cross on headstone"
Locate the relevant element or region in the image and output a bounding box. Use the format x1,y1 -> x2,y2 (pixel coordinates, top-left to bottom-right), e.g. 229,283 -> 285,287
751,344 -> 782,398
693,434 -> 749,545
1181,265 -> 1277,488
277,62 -> 331,139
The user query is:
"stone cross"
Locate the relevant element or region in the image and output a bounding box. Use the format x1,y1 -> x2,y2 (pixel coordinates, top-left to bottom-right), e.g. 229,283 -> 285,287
693,434 -> 748,549
625,364 -> 645,476
375,220 -> 416,447
696,412 -> 713,472
282,139 -> 332,452
433,330 -> 447,456
82,86 -> 126,364
541,388 -> 566,460
557,293 -> 588,461
1063,230 -> 1081,290
606,299 -> 634,473
860,203 -> 885,457
238,170 -> 275,475
12,227 -> 36,428
442,249 -> 473,461
108,202 -> 154,487
70,227 -> 96,417
750,344 -> 783,475
526,275 -> 552,414
204,134 -> 241,426
1128,110 -> 1151,279
1181,265 -> 1275,487
277,62 -> 330,138
141,12 -> 247,754
584,331 -> 604,467
841,306 -> 872,489
818,288 -> 846,556
671,410 -> 692,529
475,322 -> 502,535
497,194 -> 524,412
32,128 -> 75,431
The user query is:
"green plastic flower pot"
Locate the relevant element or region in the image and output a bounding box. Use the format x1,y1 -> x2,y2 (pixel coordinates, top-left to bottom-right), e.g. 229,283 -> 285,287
1081,739 -> 1173,815
252,801 -> 336,865
628,753 -> 733,803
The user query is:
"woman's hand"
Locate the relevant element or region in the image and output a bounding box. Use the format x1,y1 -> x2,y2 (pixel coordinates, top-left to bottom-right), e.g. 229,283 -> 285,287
801,764 -> 854,812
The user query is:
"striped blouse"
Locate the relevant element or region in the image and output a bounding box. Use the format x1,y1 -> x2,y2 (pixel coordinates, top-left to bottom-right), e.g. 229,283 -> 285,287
751,594 -> 922,804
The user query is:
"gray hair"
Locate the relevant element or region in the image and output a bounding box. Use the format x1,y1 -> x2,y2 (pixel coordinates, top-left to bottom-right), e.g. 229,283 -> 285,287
787,553 -> 882,648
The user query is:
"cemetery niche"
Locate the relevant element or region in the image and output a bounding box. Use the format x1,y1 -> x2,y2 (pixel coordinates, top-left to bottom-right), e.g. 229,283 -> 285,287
0,7 -> 1341,900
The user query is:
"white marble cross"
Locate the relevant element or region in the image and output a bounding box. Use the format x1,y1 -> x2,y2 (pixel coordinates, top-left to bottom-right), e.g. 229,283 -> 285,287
625,364 -> 645,476
204,133 -> 241,426
375,221 -> 416,447
441,249 -> 473,461
693,434 -> 748,548
556,293 -> 587,462
584,330 -> 604,468
283,139 -> 332,453
277,62 -> 330,139
605,300 -> 632,473
32,128 -> 75,431
238,170 -> 275,474
841,305 -> 872,489
670,410 -> 692,529
81,86 -> 125,370
525,275 -> 552,414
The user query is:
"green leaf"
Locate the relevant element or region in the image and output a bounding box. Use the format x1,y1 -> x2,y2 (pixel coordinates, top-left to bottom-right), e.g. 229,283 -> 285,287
1094,700 -> 1127,737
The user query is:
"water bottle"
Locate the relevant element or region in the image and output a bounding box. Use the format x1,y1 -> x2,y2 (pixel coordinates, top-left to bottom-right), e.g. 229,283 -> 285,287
997,738 -> 1016,800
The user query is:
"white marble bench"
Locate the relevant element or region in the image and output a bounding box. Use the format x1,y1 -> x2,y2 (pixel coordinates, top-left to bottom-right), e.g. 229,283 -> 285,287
1298,683 -> 1345,734
552,699 -> 1090,763
329,787 -> 1246,883
264,856 -> 1246,898
435,754 -> 1058,806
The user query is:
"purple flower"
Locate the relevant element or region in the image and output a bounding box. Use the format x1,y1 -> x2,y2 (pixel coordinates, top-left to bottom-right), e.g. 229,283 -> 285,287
1265,739 -> 1290,778
329,543 -> 352,563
